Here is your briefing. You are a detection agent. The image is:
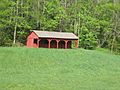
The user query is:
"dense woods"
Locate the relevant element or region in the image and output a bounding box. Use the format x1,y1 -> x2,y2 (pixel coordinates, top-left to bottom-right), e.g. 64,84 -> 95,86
0,0 -> 120,53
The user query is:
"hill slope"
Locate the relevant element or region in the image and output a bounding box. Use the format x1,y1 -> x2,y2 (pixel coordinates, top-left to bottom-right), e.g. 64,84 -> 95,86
0,47 -> 120,90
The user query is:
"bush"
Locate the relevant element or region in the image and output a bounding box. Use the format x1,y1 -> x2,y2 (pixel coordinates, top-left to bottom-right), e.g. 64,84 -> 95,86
79,26 -> 97,49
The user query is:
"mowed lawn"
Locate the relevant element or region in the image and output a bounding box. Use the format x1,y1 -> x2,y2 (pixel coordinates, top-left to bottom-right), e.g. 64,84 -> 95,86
0,47 -> 120,90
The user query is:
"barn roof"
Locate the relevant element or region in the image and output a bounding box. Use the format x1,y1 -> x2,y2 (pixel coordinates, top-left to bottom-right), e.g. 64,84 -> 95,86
32,30 -> 78,40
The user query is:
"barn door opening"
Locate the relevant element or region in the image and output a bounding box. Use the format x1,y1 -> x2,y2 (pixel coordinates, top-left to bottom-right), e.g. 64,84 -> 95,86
67,41 -> 72,48
50,40 -> 57,48
58,41 -> 65,49
39,39 -> 48,48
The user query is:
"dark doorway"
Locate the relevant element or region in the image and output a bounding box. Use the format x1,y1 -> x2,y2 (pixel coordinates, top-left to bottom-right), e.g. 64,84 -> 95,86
67,41 -> 72,48
39,39 -> 48,48
58,41 -> 65,48
50,40 -> 57,48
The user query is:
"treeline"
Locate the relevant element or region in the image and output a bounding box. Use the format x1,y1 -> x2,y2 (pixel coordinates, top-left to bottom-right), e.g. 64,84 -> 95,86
0,0 -> 120,53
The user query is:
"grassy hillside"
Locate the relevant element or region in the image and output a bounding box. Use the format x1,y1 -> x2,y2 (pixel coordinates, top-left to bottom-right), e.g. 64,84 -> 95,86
0,47 -> 120,90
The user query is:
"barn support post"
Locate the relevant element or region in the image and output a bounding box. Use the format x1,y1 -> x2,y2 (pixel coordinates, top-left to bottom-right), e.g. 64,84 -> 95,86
75,40 -> 78,48
48,39 -> 51,48
65,40 -> 68,49
37,39 -> 40,48
56,40 -> 60,48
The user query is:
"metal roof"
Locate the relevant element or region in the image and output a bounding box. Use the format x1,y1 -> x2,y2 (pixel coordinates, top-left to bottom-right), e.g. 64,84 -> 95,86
32,30 -> 78,40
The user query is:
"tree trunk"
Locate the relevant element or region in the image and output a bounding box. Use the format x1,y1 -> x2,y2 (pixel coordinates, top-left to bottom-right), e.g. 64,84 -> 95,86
13,0 -> 19,44
110,0 -> 118,52
13,24 -> 17,44
111,13 -> 118,52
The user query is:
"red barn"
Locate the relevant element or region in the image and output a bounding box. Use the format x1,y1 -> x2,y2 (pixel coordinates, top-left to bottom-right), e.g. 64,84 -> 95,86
26,30 -> 79,49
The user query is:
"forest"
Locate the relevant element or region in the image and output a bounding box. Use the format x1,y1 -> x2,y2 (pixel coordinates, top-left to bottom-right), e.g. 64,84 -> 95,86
0,0 -> 120,53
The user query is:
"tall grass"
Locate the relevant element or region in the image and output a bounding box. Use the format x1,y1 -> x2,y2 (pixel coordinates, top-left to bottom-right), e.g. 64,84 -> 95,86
0,47 -> 120,90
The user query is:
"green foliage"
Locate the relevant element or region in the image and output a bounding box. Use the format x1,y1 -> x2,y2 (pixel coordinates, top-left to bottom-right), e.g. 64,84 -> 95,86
0,31 -> 12,46
40,0 -> 66,31
79,26 -> 97,49
0,0 -> 120,53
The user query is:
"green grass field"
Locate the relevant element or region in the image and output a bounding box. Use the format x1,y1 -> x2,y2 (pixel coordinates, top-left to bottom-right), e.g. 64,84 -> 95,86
0,47 -> 120,90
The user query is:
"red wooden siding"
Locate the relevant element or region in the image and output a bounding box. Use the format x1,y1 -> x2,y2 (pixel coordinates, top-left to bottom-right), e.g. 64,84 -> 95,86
27,32 -> 39,48
26,30 -> 78,49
